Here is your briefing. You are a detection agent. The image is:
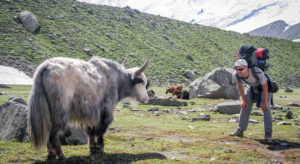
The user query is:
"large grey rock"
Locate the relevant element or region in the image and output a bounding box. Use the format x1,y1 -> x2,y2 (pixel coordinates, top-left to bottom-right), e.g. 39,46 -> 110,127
147,97 -> 187,106
0,98 -> 28,142
0,98 -> 87,144
216,101 -> 241,114
18,11 -> 40,33
189,67 -> 239,99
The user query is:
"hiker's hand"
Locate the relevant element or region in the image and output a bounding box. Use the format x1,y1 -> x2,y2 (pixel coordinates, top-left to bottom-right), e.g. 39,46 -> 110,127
260,102 -> 267,111
241,101 -> 248,109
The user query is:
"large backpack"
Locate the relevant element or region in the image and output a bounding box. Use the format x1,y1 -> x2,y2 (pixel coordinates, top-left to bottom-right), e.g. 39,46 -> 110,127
236,44 -> 278,93
237,44 -> 270,71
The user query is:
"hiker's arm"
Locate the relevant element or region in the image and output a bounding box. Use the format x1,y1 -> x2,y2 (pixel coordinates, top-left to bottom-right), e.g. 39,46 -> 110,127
237,82 -> 248,109
261,81 -> 268,110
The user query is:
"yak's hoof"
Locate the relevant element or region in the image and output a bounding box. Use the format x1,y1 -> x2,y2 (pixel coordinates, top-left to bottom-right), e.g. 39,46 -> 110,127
58,154 -> 66,160
47,153 -> 56,160
90,146 -> 104,155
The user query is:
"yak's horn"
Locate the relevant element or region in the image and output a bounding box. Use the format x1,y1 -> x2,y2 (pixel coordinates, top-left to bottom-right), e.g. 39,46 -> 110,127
134,55 -> 150,77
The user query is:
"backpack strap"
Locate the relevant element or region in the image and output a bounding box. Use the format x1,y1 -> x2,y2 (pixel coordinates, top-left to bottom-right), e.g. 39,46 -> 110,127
251,67 -> 260,84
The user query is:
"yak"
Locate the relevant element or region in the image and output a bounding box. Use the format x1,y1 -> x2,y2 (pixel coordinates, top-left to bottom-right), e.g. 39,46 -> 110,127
27,55 -> 150,159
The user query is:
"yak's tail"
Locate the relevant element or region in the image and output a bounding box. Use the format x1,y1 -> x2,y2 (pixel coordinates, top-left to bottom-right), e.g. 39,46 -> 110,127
27,66 -> 51,150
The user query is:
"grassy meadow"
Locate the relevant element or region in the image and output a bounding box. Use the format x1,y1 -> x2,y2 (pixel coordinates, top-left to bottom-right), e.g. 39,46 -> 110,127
0,85 -> 299,163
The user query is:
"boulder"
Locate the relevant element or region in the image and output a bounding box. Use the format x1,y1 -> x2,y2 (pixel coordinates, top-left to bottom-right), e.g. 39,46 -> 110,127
184,70 -> 195,80
189,67 -> 239,99
0,98 -> 28,142
0,98 -> 87,144
216,101 -> 241,114
147,97 -> 187,106
18,11 -> 40,33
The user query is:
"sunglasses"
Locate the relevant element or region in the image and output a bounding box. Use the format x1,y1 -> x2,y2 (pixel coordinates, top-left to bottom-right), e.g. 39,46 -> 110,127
236,67 -> 246,71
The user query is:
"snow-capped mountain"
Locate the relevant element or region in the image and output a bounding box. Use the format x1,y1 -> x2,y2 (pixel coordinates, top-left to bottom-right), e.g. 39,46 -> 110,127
248,20 -> 300,41
77,0 -> 300,33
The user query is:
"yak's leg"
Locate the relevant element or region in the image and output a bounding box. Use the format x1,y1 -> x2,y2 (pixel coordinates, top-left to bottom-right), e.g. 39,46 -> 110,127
86,127 -> 98,154
47,129 -> 66,160
95,109 -> 113,154
46,108 -> 68,160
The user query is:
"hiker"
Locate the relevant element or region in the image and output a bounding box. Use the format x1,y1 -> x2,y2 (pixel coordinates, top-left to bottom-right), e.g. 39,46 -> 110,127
229,59 -> 273,142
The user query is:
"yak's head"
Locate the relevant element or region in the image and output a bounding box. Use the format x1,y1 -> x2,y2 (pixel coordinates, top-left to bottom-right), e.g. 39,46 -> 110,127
122,55 -> 150,104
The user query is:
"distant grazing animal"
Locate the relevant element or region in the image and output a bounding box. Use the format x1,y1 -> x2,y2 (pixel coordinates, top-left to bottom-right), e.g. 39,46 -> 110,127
166,85 -> 183,98
147,89 -> 155,98
27,56 -> 150,159
179,90 -> 190,100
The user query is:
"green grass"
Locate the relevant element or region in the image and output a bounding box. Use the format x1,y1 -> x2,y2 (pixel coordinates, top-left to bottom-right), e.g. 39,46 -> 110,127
1,0 -> 300,86
0,85 -> 299,163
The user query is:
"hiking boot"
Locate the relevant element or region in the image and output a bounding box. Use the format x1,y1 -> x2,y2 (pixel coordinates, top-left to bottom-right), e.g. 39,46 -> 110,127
229,129 -> 244,137
264,138 -> 272,143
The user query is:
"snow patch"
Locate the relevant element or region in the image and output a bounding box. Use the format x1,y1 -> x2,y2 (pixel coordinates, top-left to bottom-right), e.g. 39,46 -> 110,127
0,65 -> 33,85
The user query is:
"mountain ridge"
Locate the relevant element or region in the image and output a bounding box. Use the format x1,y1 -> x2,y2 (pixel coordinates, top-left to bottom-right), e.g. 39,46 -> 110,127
248,20 -> 300,41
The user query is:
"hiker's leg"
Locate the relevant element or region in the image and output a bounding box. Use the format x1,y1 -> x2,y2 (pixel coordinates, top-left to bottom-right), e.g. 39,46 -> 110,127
238,89 -> 254,131
263,93 -> 273,139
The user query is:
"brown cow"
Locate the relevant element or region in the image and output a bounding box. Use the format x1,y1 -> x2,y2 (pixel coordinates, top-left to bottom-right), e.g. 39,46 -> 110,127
166,85 -> 183,98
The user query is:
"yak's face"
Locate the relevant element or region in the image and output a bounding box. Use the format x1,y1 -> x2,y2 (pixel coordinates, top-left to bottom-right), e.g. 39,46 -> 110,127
131,72 -> 149,104
122,55 -> 150,104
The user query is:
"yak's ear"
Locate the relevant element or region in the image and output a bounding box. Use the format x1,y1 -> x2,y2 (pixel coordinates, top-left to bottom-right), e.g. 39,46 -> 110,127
146,80 -> 150,89
132,77 -> 144,85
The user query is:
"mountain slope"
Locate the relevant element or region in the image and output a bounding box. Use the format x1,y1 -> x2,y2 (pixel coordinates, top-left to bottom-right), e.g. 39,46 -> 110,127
248,20 -> 300,41
78,0 -> 300,33
1,0 -> 300,87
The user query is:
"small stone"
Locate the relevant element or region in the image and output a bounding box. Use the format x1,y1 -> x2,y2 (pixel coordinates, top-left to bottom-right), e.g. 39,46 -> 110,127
182,116 -> 190,120
225,149 -> 236,153
123,137 -> 135,141
285,111 -> 294,119
249,119 -> 259,124
192,115 -> 210,121
277,121 -> 292,125
279,95 -> 287,98
284,87 -> 293,92
179,111 -> 188,115
188,125 -> 195,129
190,101 -> 195,105
287,102 -> 300,107
252,111 -> 263,116
148,107 -> 160,112
229,118 -> 237,123
271,104 -> 283,110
